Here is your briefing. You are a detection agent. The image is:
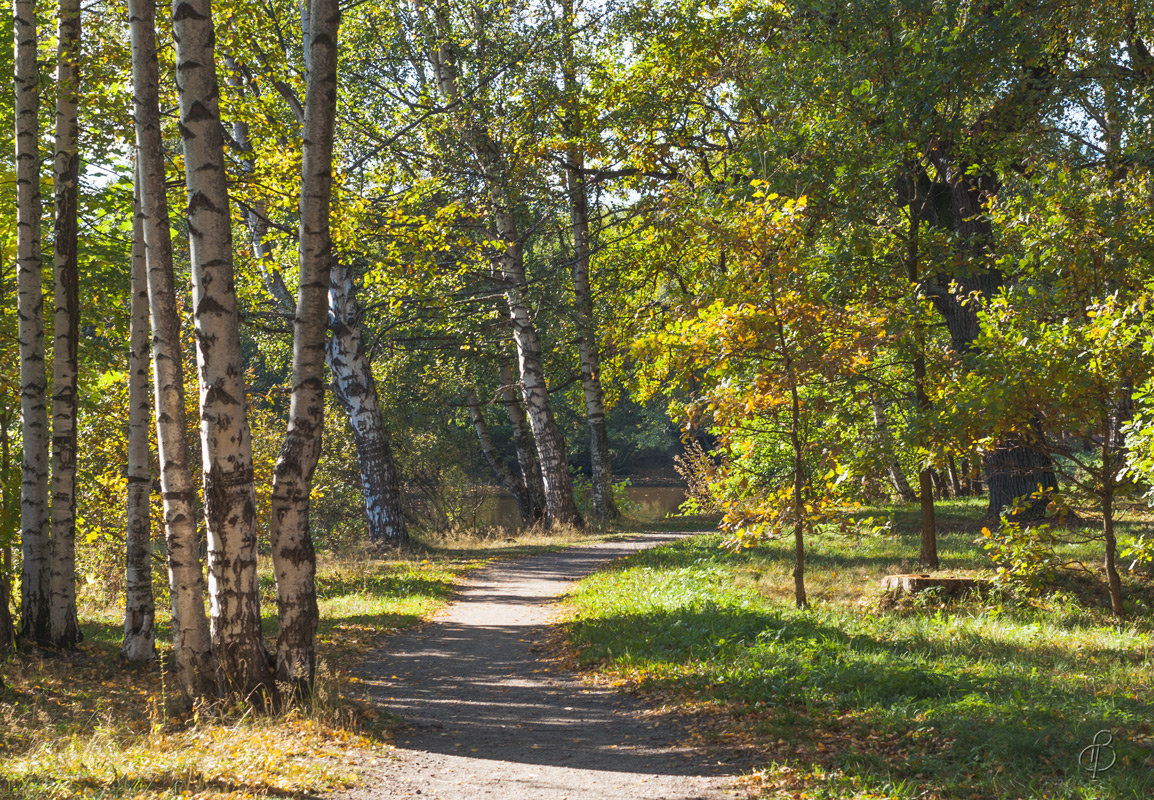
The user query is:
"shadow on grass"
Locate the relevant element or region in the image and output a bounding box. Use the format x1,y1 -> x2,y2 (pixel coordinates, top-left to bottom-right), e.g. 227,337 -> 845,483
569,602 -> 1154,796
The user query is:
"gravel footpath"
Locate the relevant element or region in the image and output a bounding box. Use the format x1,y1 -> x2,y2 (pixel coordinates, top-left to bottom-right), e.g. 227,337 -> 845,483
333,532 -> 746,800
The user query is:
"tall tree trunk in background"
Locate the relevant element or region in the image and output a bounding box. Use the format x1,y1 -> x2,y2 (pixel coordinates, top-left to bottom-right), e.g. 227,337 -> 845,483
129,0 -> 215,699
15,0 -> 52,646
122,176 -> 156,663
172,0 -> 272,702
905,192 -> 938,570
466,389 -> 531,522
421,2 -> 581,527
499,362 -> 545,522
562,0 -> 618,521
0,410 -> 13,652
328,262 -> 409,544
870,398 -> 916,503
48,0 -> 83,649
269,0 -> 341,687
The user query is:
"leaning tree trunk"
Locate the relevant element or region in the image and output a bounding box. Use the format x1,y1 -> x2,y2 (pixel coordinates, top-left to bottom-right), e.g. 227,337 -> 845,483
172,0 -> 272,702
466,389 -> 531,522
225,54 -> 407,548
15,0 -> 52,646
122,175 -> 156,663
499,362 -> 545,522
48,0 -> 83,650
565,154 -> 619,521
269,0 -> 341,687
328,261 -> 409,544
561,6 -> 618,521
870,398 -> 916,503
129,0 -> 214,699
421,4 -> 580,527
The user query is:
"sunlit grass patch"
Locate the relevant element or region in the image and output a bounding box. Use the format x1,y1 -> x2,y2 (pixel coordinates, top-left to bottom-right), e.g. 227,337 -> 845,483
562,513 -> 1154,799
2,524 -> 613,800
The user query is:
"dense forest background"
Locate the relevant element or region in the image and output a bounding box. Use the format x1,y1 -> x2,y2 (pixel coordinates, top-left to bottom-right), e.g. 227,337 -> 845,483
3,0 -> 1154,703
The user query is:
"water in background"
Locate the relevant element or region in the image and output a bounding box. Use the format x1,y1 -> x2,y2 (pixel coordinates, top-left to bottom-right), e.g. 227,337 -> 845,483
485,485 -> 686,529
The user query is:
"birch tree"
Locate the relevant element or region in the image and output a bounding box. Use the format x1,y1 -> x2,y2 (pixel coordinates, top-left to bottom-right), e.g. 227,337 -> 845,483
15,0 -> 52,646
268,0 -> 342,687
129,0 -> 215,698
122,174 -> 156,663
328,264 -> 409,543
561,0 -> 618,520
171,0 -> 272,700
418,0 -> 581,527
48,0 -> 83,649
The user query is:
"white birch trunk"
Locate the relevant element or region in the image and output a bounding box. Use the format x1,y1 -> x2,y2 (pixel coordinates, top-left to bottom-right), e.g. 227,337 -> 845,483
123,175 -> 157,663
171,0 -> 271,701
499,362 -> 545,522
269,0 -> 341,687
562,0 -> 618,522
48,0 -> 83,649
129,0 -> 215,699
15,0 -> 52,645
328,262 -> 409,544
420,2 -> 580,526
466,389 -> 531,522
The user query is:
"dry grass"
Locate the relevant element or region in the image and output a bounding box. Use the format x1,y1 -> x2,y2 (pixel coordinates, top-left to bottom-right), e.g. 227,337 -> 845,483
0,524 -> 612,800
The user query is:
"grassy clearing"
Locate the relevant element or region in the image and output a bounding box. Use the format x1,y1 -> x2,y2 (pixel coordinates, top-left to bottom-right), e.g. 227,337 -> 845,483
562,500 -> 1154,799
0,524 -> 608,800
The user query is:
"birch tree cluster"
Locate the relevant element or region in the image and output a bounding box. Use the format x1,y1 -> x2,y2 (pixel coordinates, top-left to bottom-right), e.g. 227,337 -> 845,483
3,0 -> 1154,698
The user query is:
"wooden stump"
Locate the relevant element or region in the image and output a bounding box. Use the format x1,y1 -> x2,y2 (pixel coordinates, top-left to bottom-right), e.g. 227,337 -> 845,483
881,574 -> 989,599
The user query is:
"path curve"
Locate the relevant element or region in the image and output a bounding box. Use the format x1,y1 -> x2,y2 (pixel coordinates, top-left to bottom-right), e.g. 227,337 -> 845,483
335,532 -> 744,800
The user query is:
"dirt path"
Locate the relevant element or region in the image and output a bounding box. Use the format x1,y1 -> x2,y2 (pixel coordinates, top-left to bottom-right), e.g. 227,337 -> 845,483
334,532 -> 746,800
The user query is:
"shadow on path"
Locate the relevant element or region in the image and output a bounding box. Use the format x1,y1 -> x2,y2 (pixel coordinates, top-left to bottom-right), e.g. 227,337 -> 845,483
336,533 -> 744,800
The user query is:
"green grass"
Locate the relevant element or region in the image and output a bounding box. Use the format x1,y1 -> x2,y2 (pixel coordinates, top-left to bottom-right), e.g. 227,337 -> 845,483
0,524 -> 615,800
562,504 -> 1154,799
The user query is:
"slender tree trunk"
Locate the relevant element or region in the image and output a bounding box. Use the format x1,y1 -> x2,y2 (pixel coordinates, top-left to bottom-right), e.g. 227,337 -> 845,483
562,1 -> 618,521
421,3 -> 580,527
47,0 -> 83,650
905,185 -> 939,569
172,0 -> 272,702
269,0 -> 342,687
15,0 -> 52,646
499,362 -> 545,522
130,0 -> 215,699
466,389 -> 531,522
226,56 -> 406,547
1103,488 -> 1124,619
0,413 -> 13,654
870,398 -> 916,503
788,383 -> 807,609
945,455 -> 964,497
123,175 -> 157,663
328,261 -> 409,544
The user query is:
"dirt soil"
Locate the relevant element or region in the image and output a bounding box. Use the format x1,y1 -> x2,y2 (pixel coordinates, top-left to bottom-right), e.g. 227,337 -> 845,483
333,532 -> 747,800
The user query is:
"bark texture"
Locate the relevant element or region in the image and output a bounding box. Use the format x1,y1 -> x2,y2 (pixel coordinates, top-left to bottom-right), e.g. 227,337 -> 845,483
562,1 -> 618,522
499,362 -> 546,522
466,389 -> 531,522
15,0 -> 52,646
421,2 -> 581,527
328,261 -> 409,544
123,177 -> 157,663
48,0 -> 83,649
172,0 -> 271,701
269,0 -> 342,686
130,0 -> 215,699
